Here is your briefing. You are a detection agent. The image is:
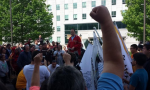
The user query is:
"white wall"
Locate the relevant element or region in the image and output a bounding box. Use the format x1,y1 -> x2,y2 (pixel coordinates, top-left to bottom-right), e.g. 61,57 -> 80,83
46,0 -> 138,49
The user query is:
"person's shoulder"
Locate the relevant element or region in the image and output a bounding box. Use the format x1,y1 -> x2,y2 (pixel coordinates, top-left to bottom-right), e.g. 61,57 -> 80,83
56,64 -> 60,67
40,65 -> 48,69
48,64 -> 52,68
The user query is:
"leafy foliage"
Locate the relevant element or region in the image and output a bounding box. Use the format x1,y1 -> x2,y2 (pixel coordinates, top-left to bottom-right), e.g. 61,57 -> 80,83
0,0 -> 54,43
122,0 -> 150,41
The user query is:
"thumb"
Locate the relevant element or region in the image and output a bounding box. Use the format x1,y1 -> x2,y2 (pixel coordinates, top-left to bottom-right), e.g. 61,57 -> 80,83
90,11 -> 97,20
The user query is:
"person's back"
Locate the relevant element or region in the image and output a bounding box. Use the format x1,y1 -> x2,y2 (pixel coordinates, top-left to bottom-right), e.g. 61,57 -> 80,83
16,69 -> 26,90
130,69 -> 148,90
23,64 -> 50,90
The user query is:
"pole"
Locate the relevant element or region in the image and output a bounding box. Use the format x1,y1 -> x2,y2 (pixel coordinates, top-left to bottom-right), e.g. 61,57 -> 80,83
93,27 -> 103,43
143,0 -> 146,44
10,0 -> 13,46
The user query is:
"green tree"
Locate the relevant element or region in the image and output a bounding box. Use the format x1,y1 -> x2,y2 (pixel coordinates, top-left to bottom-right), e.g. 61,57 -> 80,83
122,0 -> 150,41
0,0 -> 54,44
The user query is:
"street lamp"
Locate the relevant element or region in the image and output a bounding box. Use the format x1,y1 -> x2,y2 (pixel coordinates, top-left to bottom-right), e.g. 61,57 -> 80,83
143,0 -> 146,44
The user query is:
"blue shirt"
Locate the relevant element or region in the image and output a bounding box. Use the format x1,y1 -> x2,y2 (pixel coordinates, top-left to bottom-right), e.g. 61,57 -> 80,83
130,68 -> 148,90
71,35 -> 75,40
97,73 -> 123,90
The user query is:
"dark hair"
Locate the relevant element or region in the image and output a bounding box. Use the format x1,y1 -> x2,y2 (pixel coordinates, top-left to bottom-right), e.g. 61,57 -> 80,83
52,60 -> 56,63
71,29 -> 75,32
133,53 -> 147,66
0,47 -> 6,54
131,44 -> 138,50
144,44 -> 150,50
0,55 -> 4,60
47,66 -> 86,90
32,50 -> 40,61
40,79 -> 48,90
138,45 -> 143,49
6,44 -> 11,47
30,45 -> 34,48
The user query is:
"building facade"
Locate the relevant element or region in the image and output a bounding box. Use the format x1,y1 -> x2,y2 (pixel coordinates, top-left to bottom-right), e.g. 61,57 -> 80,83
46,0 -> 138,49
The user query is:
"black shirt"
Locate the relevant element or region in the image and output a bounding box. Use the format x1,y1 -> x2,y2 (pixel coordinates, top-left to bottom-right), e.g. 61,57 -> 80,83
144,58 -> 150,90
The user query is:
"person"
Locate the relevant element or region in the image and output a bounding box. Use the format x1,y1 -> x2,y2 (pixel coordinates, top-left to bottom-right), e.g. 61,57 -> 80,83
39,35 -> 43,45
63,46 -> 68,52
30,45 -> 35,54
6,44 -> 11,57
54,45 -> 65,66
17,45 -> 32,70
48,60 -> 59,73
124,53 -> 148,90
130,44 -> 138,72
16,69 -> 27,90
138,44 -> 143,53
23,50 -> 50,90
41,43 -> 48,62
78,44 -> 85,63
34,39 -> 39,50
67,29 -> 82,56
143,44 -> 150,90
0,55 -> 9,84
9,47 -> 21,75
29,5 -> 124,90
0,47 -> 9,60
39,44 -> 42,51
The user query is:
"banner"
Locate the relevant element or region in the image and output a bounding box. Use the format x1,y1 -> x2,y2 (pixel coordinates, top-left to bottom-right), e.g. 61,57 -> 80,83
114,24 -> 133,80
80,44 -> 94,90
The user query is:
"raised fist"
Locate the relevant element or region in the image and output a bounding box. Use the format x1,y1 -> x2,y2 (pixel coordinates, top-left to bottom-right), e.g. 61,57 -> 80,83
90,6 -> 111,25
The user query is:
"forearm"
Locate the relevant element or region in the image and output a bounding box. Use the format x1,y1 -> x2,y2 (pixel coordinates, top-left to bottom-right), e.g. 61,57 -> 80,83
101,19 -> 124,77
31,64 -> 40,86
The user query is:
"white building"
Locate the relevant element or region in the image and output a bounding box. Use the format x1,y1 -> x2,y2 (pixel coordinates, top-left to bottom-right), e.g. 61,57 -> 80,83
46,0 -> 138,49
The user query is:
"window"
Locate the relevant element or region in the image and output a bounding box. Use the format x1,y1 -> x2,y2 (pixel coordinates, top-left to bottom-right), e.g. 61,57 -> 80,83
112,11 -> 116,17
65,15 -> 69,20
57,26 -> 61,31
82,2 -> 86,8
82,14 -> 86,19
57,37 -> 61,43
56,4 -> 60,10
73,3 -> 77,9
48,5 -> 52,11
64,4 -> 68,9
57,15 -> 60,21
122,0 -> 126,4
112,0 -> 116,5
49,37 -> 52,43
73,14 -> 77,20
91,1 -> 96,7
101,0 -> 106,6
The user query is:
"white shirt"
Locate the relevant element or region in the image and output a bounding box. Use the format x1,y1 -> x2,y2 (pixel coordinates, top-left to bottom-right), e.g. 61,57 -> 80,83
48,64 -> 59,73
23,64 -> 50,90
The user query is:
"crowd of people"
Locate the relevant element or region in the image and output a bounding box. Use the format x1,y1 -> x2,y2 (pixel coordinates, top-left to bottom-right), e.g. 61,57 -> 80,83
0,5 -> 150,90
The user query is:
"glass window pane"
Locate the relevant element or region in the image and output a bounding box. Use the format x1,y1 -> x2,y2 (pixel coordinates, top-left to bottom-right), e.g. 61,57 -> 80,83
48,5 -> 52,11
101,0 -> 106,6
49,37 -> 53,43
57,26 -> 60,31
56,5 -> 60,10
64,4 -> 68,9
73,14 -> 77,20
92,1 -> 96,7
57,37 -> 61,43
82,2 -> 86,8
57,15 -> 60,21
122,0 -> 126,4
82,14 -> 86,19
65,15 -> 69,20
73,3 -> 77,9
112,11 -> 116,17
112,0 -> 116,5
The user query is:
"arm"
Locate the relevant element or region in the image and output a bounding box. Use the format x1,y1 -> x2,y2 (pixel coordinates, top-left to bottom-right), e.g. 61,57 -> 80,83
30,53 -> 42,88
90,6 -> 124,78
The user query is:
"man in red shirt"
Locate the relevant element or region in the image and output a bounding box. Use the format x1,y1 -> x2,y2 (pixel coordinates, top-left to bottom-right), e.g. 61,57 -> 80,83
67,29 -> 81,56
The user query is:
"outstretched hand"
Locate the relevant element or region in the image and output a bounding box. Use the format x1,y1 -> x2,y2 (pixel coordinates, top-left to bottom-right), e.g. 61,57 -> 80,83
90,6 -> 111,25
